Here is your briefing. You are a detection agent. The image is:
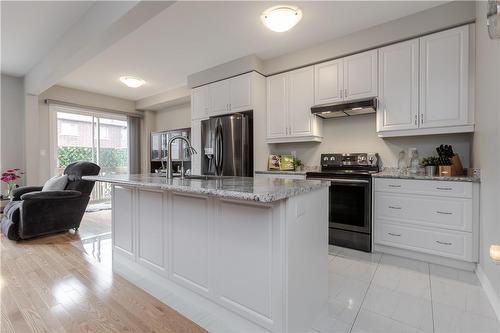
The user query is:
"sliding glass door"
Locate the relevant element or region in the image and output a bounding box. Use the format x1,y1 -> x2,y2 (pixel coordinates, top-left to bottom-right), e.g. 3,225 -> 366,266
55,109 -> 128,202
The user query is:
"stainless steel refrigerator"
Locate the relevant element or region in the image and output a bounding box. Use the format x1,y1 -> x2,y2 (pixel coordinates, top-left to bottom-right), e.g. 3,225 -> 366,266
201,112 -> 253,176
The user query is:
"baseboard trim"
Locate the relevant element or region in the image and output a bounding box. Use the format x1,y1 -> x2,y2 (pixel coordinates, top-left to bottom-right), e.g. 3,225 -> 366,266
374,244 -> 477,271
476,265 -> 500,323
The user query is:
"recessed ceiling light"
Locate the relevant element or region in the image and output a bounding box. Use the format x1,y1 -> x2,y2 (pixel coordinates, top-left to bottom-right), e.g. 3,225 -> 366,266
261,5 -> 302,32
119,76 -> 145,88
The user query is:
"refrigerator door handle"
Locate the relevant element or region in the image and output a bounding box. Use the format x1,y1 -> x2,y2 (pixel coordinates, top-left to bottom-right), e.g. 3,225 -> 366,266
214,121 -> 220,175
218,121 -> 224,175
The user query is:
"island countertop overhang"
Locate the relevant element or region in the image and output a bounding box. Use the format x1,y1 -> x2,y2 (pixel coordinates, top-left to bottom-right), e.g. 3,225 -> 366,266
83,174 -> 329,203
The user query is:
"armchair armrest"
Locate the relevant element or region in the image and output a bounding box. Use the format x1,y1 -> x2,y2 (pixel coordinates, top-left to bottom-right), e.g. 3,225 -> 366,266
11,186 -> 43,201
21,190 -> 82,201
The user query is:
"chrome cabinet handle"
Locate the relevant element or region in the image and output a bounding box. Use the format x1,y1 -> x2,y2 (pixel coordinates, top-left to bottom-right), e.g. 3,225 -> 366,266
421,114 -> 424,124
436,240 -> 452,246
388,184 -> 402,188
388,232 -> 401,237
389,206 -> 402,210
436,211 -> 453,215
414,115 -> 418,125
436,187 -> 452,191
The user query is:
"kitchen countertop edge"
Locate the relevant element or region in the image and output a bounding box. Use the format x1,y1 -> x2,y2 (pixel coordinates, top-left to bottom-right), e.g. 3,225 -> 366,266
83,175 -> 329,203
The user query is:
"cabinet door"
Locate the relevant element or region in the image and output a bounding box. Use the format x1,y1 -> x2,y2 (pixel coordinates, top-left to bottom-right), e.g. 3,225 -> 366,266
344,50 -> 378,100
314,59 -> 343,104
191,120 -> 201,175
191,86 -> 209,119
266,74 -> 288,138
419,25 -> 469,128
289,66 -> 314,136
138,190 -> 166,273
151,133 -> 161,160
209,80 -> 230,116
230,73 -> 252,112
377,39 -> 419,132
113,186 -> 134,260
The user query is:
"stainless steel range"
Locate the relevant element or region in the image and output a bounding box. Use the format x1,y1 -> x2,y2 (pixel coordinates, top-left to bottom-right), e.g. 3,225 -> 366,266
307,153 -> 379,252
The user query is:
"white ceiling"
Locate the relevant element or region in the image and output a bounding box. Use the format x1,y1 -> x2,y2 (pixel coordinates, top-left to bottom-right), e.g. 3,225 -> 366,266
3,1 -> 444,99
1,1 -> 94,77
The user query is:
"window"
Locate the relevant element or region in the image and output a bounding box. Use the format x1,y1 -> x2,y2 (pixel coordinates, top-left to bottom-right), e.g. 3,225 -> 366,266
53,107 -> 129,202
60,122 -> 79,136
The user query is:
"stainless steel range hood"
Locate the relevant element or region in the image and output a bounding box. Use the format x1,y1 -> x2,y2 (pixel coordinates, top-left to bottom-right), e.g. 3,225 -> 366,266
311,97 -> 377,119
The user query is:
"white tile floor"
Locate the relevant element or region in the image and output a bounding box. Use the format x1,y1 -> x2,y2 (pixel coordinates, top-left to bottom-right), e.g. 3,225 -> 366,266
311,246 -> 500,333
116,242 -> 500,333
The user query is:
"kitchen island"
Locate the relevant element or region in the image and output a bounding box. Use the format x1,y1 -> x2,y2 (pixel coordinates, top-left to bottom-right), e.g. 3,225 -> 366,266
83,174 -> 329,333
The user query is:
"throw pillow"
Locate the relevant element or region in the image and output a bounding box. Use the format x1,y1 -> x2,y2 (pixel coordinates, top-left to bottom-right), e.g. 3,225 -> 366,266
42,175 -> 68,191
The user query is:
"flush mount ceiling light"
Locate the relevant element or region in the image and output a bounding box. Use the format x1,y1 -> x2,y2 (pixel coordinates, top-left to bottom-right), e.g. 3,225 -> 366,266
119,76 -> 145,88
261,5 -> 302,32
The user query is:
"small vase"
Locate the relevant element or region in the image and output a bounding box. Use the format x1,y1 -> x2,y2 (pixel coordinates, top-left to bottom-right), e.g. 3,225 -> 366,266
425,166 -> 436,176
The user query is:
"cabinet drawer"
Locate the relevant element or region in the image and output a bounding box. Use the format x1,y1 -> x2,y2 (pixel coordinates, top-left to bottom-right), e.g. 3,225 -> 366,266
374,178 -> 472,198
375,222 -> 474,261
375,193 -> 472,232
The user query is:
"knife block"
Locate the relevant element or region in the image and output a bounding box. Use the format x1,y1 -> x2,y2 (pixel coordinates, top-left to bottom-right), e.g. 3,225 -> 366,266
438,154 -> 464,176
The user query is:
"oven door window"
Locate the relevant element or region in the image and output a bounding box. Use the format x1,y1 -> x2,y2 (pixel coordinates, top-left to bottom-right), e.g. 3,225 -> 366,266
329,182 -> 370,233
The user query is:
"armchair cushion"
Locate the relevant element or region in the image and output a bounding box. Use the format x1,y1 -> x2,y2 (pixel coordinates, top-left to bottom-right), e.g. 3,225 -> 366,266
21,190 -> 81,201
10,186 -> 43,201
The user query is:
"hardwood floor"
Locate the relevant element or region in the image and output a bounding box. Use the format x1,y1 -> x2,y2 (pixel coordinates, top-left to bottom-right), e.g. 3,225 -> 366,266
0,211 -> 207,333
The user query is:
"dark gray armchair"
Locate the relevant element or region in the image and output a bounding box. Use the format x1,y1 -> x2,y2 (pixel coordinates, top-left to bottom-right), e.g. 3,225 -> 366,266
1,161 -> 100,240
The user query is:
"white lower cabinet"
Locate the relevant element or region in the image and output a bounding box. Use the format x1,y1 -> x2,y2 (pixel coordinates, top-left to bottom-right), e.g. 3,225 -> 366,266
137,189 -> 166,273
111,185 -> 328,332
112,186 -> 135,260
170,192 -> 210,294
374,178 -> 479,264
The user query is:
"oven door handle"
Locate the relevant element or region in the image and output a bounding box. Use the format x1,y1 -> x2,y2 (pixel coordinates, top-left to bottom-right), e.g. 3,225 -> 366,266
308,178 -> 370,184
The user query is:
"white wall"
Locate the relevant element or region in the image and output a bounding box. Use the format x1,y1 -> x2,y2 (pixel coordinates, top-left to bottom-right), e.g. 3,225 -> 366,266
472,1 -> 500,318
154,103 -> 191,132
25,85 -> 139,184
270,114 -> 472,169
0,74 -> 25,192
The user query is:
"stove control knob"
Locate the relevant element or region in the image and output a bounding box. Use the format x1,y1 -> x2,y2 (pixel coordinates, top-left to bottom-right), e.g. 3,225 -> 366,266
323,156 -> 329,161
329,156 -> 336,161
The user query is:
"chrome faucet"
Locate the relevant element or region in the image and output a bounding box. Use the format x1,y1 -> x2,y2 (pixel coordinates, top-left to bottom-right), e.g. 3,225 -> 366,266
166,136 -> 197,179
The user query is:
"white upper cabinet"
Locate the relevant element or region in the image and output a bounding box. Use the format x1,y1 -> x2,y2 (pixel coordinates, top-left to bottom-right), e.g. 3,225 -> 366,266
289,67 -> 315,136
377,39 -> 419,132
314,59 -> 343,104
343,50 -> 378,100
191,85 -> 209,120
267,73 -> 288,138
377,24 -> 474,137
209,79 -> 231,116
208,73 -> 253,116
314,50 -> 377,105
419,25 -> 470,129
229,73 -> 252,112
267,66 -> 322,143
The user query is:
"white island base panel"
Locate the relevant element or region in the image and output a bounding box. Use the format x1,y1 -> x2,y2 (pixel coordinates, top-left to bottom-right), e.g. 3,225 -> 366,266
111,185 -> 328,333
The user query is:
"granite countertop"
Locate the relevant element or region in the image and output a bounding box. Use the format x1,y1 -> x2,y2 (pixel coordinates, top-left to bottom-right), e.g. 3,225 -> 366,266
255,166 -> 319,176
372,169 -> 480,183
83,174 -> 328,203
255,170 -> 308,175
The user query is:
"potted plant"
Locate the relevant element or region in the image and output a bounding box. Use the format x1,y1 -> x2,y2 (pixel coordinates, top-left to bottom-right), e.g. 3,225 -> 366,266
1,168 -> 23,199
293,158 -> 304,171
420,157 -> 438,176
